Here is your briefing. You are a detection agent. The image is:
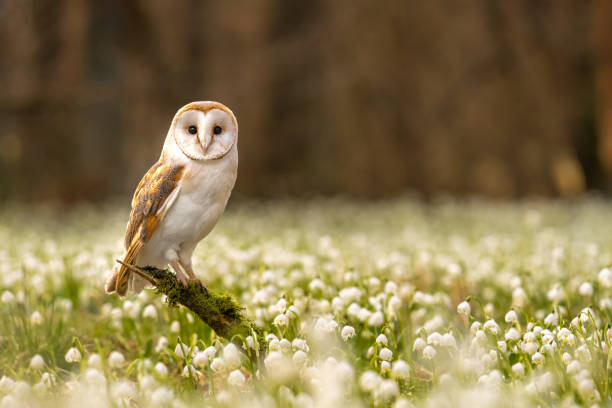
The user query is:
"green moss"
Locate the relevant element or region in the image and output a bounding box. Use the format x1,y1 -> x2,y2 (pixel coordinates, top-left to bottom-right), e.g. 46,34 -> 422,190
139,266 -> 266,353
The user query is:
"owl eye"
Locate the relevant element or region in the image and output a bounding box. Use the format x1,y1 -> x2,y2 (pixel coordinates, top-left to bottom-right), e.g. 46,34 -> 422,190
188,126 -> 198,135
213,126 -> 223,135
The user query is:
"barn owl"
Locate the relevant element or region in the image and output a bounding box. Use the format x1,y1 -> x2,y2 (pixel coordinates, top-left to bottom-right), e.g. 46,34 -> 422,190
105,101 -> 238,297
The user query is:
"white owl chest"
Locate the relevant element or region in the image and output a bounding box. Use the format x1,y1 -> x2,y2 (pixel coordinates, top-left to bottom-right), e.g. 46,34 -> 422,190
150,146 -> 238,252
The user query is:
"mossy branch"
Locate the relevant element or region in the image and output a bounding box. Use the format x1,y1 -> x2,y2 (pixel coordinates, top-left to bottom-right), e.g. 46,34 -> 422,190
116,260 -> 266,355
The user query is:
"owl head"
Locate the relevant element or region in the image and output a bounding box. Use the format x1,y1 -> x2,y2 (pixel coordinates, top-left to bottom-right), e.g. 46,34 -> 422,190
164,101 -> 238,161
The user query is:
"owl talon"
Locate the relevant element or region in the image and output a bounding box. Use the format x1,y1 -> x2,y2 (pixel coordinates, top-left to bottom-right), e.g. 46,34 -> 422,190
176,273 -> 189,287
190,279 -> 208,295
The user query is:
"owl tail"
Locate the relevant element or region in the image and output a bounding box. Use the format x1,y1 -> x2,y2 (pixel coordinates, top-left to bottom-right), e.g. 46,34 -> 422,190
105,244 -> 141,297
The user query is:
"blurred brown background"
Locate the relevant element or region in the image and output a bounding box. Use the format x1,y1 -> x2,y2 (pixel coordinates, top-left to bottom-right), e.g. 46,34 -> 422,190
1,0 -> 611,202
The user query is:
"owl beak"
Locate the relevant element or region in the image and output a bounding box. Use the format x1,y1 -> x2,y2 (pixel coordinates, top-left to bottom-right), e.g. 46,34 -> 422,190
199,132 -> 212,153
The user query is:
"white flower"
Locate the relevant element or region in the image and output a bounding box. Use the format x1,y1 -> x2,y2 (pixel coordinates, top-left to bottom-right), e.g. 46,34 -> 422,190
567,360 -> 581,374
211,357 -> 226,372
505,310 -> 518,324
557,328 -> 575,346
598,267 -> 612,288
341,326 -> 355,341
423,345 -> 436,360
30,311 -> 43,325
377,379 -> 399,400
279,338 -> 291,353
292,338 -> 309,352
413,338 -> 426,351
111,380 -> 136,400
379,347 -> 393,361
273,313 -> 288,327
227,369 -> 246,386
359,370 -> 382,392
268,338 -> 280,352
457,301 -> 471,316
368,311 -> 384,327
578,282 -> 594,296
505,327 -> 520,341
223,343 -> 241,369
380,361 -> 391,373
292,350 -> 308,365
65,347 -> 81,363
547,285 -> 564,302
562,352 -> 572,365
182,364 -> 197,377
155,336 -> 168,353
512,288 -> 527,307
1,291 -> 15,304
202,346 -> 217,360
41,372 -> 55,388
150,386 -> 174,406
497,341 -> 507,352
154,362 -> 168,376
511,362 -> 524,376
0,376 -> 15,393
543,313 -> 559,326
193,352 -> 209,368
483,319 -> 499,335
108,351 -> 125,368
470,321 -> 481,334
174,343 -> 190,359
522,341 -> 538,355
440,333 -> 456,348
84,368 -> 106,385
391,360 -> 410,380
170,320 -> 180,333
427,332 -> 441,346
29,355 -> 44,369
275,298 -> 287,313
376,334 -> 388,346
532,352 -> 545,366
142,304 -> 157,319
87,353 -> 102,369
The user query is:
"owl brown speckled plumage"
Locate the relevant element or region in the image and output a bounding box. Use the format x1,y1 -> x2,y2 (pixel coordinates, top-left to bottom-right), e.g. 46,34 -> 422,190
105,101 -> 238,297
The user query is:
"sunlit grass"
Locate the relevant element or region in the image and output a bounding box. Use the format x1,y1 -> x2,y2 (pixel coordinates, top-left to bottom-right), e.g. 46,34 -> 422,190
0,198 -> 611,407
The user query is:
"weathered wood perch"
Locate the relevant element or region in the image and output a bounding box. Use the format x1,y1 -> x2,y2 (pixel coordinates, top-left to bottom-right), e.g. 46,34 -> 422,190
116,260 -> 266,357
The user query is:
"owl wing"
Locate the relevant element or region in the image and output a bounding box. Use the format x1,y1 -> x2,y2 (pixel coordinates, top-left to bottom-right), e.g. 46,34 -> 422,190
114,161 -> 185,294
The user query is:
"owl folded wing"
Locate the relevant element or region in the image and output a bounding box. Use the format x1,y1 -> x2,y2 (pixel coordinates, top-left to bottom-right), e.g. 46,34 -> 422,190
115,161 -> 185,292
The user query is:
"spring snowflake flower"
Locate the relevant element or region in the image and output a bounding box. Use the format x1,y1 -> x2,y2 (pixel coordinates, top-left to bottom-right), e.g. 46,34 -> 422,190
273,313 -> 288,327
170,320 -> 180,333
223,343 -> 241,369
65,347 -> 81,363
440,333 -> 456,348
391,360 -> 410,380
111,380 -> 137,400
29,355 -> 44,370
483,319 -> 500,335
359,370 -> 382,392
341,325 -> 356,341
228,369 -> 246,386
30,311 -> 43,325
380,361 -> 391,373
511,362 -> 525,376
376,334 -> 388,346
377,379 -> 399,400
427,332 -> 441,346
578,282 -> 593,296
505,327 -> 520,341
87,353 -> 102,369
512,287 -> 527,307
155,336 -> 168,353
423,345 -> 436,360
279,338 -> 291,353
292,338 -> 309,352
193,352 -> 209,368
470,321 -> 481,334
108,351 -> 125,368
293,350 -> 308,365
505,310 -> 518,324
368,311 -> 384,327
598,267 -> 612,288
566,360 -> 581,374
497,341 -> 507,352
211,357 -> 226,372
379,348 -> 393,361
457,301 -> 471,316
154,362 -> 168,376
84,368 -> 106,385
142,304 -> 157,319
1,291 -> 15,304
413,338 -> 426,351
543,313 -> 559,326
532,352 -> 545,366
151,387 -> 174,406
